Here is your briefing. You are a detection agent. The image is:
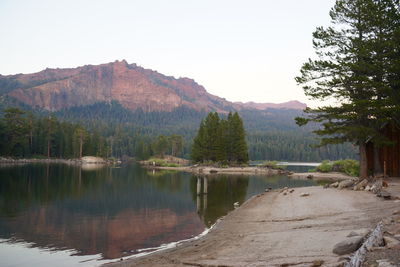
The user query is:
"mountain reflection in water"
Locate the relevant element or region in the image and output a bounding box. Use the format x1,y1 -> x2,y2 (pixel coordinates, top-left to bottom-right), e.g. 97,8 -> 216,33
0,163 -> 316,264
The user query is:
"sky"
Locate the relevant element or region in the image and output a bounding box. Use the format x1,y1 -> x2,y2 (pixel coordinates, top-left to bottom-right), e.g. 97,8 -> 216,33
0,0 -> 336,107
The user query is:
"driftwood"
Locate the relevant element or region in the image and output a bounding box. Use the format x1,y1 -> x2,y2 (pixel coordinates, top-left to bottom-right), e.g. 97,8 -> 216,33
346,222 -> 384,267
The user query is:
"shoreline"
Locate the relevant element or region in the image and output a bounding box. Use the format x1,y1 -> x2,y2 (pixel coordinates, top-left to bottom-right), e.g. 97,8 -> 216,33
0,156 -> 120,166
144,165 -> 286,175
143,163 -> 356,181
108,180 -> 400,267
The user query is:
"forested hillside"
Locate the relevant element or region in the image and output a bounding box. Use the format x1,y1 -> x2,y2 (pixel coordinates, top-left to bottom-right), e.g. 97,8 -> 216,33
0,100 -> 354,161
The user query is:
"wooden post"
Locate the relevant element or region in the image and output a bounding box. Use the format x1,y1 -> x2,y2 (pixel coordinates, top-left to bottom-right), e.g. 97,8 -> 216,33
203,177 -> 208,194
203,193 -> 207,211
197,177 -> 201,195
196,195 -> 201,213
383,161 -> 387,177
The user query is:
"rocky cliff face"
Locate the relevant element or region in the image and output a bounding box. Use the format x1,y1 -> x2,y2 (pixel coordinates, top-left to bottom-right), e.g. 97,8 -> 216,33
1,60 -> 305,112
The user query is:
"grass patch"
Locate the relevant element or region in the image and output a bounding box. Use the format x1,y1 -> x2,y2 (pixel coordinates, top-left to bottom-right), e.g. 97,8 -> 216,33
315,159 -> 359,176
148,157 -> 181,167
261,161 -> 286,170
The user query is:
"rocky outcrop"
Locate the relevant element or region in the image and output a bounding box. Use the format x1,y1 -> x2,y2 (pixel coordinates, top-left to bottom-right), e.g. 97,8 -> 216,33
1,60 -> 306,112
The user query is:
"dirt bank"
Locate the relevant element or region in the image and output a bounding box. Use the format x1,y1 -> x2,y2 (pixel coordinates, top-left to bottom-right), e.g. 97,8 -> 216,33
107,184 -> 400,267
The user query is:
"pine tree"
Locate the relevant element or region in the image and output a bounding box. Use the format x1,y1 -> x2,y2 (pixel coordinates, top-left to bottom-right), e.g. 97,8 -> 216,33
230,112 -> 249,164
295,0 -> 400,178
191,112 -> 248,164
3,108 -> 29,156
191,119 -> 206,162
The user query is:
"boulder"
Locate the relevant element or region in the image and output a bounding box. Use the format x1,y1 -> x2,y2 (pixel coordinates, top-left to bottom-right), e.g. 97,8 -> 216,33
383,235 -> 400,249
332,236 -> 363,255
329,182 -> 339,188
353,179 -> 368,191
347,231 -> 360,237
377,191 -> 391,200
300,192 -> 310,197
338,180 -> 354,189
371,180 -> 383,194
81,156 -> 106,164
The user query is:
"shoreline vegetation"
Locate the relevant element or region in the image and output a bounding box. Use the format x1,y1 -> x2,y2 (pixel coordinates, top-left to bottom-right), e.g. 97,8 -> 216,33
0,155 -> 357,182
0,156 -> 121,165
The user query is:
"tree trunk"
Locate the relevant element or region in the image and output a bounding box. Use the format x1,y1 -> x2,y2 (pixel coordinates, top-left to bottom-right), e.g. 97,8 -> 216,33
79,134 -> 83,158
373,145 -> 382,177
359,142 -> 368,178
47,135 -> 51,158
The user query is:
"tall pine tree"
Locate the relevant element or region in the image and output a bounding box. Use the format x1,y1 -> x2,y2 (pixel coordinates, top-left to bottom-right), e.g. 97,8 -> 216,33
295,0 -> 400,178
191,112 -> 248,164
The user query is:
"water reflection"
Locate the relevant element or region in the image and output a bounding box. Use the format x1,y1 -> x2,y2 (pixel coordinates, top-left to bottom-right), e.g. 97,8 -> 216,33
0,163 -> 316,265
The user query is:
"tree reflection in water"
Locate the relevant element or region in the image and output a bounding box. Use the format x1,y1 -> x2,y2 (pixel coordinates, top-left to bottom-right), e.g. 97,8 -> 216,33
0,163 -> 316,261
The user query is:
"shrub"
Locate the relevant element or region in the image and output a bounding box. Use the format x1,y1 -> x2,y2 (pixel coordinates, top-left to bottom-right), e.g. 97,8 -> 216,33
315,159 -> 359,176
333,159 -> 359,176
148,157 -> 181,167
262,161 -> 286,170
316,160 -> 333,172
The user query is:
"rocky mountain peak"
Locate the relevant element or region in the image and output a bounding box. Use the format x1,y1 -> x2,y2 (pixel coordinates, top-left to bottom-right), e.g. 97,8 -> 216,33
1,61 -> 306,112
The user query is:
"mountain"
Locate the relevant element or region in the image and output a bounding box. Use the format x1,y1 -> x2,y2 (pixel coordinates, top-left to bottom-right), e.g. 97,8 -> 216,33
0,60 -> 305,112
236,100 -> 306,110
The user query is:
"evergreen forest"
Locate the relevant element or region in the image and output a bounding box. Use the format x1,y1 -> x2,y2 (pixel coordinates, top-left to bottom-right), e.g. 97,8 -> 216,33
0,99 -> 357,161
191,112 -> 248,164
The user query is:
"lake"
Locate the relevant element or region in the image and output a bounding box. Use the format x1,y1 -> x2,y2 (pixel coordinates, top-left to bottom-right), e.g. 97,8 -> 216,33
0,163 -> 317,266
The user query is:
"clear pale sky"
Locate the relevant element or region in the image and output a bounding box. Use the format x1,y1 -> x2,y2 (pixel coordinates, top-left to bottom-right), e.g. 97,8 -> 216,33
0,0 -> 336,107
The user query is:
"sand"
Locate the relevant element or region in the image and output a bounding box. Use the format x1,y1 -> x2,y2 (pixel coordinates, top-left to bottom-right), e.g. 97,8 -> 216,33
107,185 -> 400,267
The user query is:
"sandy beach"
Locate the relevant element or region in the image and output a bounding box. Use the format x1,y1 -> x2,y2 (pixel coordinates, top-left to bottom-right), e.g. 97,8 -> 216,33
107,180 -> 400,267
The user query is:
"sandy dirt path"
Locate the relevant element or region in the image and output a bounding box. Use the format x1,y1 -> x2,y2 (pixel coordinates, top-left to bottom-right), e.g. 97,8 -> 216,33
108,186 -> 399,267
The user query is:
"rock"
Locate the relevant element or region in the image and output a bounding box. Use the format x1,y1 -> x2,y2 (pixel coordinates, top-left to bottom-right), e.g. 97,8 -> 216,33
371,180 -> 383,194
347,231 -> 360,237
377,191 -> 391,199
332,236 -> 363,255
81,156 -> 106,164
280,187 -> 288,193
346,229 -> 370,238
265,188 -> 270,192
338,180 -> 354,189
323,184 -> 329,189
209,169 -> 218,173
233,202 -> 239,208
353,179 -> 368,191
383,235 -> 400,248
300,192 -> 310,197
392,210 -> 400,215
376,259 -> 397,267
311,260 -> 324,266
330,182 -> 339,188
307,174 -> 313,179
289,189 -> 294,193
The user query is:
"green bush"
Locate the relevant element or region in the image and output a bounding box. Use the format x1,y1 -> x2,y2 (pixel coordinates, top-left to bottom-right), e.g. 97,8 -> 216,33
316,160 -> 333,172
148,157 -> 181,167
333,159 -> 359,176
262,161 -> 286,170
315,159 -> 359,176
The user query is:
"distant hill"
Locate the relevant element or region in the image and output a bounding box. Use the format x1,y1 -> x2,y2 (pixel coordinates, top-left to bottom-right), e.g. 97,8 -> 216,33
236,100 -> 306,110
0,61 -> 357,161
0,60 -> 305,112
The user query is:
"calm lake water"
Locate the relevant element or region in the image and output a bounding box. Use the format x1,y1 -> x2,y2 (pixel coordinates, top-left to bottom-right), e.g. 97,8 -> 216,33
0,163 -> 317,266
